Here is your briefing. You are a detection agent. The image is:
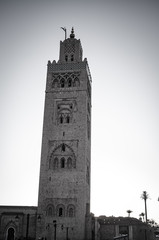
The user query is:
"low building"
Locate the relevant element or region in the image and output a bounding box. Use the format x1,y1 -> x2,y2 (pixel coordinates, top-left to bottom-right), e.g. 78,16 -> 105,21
96,216 -> 155,240
0,206 -> 37,240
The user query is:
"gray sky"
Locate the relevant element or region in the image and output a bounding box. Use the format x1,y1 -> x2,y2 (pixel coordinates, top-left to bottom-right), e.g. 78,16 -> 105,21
0,0 -> 159,223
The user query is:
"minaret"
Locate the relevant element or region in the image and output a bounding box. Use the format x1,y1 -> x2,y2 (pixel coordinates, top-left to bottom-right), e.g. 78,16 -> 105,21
36,28 -> 92,240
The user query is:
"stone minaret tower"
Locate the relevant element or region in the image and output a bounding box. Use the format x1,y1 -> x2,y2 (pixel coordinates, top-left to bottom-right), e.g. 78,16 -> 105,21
36,28 -> 92,240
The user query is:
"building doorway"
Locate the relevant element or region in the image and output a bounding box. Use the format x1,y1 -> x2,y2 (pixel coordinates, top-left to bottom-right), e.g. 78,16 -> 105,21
7,227 -> 15,240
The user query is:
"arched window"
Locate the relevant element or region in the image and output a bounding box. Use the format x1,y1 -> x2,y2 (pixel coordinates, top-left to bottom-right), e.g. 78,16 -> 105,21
60,79 -> 65,88
62,143 -> 65,151
66,114 -> 70,123
56,205 -> 65,217
67,157 -> 72,168
68,78 -> 72,87
46,205 -> 55,216
53,157 -> 58,169
52,79 -> 58,88
50,144 -> 76,171
60,114 -> 63,124
65,55 -> 68,62
61,158 -> 65,168
59,208 -> 63,217
74,77 -> 80,87
67,205 -> 75,217
69,208 -> 74,217
71,54 -> 74,61
48,207 -> 53,216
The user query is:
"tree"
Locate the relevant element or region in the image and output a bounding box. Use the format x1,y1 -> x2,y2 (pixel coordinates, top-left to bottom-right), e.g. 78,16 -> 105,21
127,210 -> 132,217
141,191 -> 149,223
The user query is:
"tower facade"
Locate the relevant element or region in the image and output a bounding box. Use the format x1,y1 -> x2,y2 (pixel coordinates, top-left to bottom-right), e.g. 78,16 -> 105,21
36,29 -> 92,240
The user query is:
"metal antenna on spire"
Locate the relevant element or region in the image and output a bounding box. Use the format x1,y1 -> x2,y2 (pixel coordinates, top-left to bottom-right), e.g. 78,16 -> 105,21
61,27 -> 67,40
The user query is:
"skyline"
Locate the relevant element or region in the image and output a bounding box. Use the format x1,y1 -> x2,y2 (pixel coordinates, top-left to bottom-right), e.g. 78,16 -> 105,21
0,0 -> 159,223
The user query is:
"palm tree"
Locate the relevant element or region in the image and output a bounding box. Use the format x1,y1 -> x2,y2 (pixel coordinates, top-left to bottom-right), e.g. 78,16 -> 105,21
141,191 -> 149,223
127,210 -> 132,217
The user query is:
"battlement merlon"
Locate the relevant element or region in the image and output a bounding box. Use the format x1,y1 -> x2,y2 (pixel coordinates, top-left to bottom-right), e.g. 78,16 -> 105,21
47,58 -> 92,83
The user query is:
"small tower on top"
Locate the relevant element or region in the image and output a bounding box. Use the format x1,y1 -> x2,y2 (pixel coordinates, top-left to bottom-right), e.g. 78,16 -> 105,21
59,27 -> 83,63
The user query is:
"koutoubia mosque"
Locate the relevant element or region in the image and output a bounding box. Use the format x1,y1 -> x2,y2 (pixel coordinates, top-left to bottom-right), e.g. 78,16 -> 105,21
0,29 -> 156,240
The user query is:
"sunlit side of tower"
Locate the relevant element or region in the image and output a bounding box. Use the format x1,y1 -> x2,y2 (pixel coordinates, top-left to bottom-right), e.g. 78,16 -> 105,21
36,28 -> 92,240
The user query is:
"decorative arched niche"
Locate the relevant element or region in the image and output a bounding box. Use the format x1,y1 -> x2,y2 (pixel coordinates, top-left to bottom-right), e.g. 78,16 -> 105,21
49,143 -> 76,170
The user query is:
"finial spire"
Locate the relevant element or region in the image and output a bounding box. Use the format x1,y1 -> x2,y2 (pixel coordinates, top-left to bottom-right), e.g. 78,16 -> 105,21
70,27 -> 75,38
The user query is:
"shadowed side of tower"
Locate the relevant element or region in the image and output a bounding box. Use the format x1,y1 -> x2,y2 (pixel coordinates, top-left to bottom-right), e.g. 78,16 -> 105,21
36,28 -> 92,240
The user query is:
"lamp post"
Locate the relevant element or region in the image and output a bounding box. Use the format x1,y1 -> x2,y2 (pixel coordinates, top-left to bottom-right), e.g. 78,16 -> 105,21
66,227 -> 69,240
